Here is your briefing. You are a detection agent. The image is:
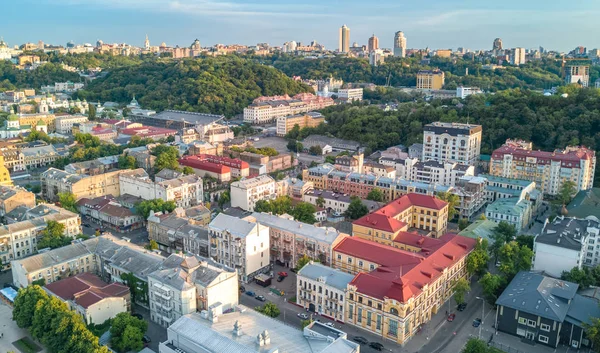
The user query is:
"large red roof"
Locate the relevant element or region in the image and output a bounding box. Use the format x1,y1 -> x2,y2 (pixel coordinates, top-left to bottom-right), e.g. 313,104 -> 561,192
178,156 -> 231,174
121,126 -> 177,138
339,235 -> 476,303
45,273 -> 129,309
192,154 -> 249,170
352,194 -> 447,233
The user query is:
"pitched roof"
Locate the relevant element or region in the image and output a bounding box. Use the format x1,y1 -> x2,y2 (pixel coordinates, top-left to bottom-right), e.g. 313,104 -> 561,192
45,273 -> 129,309
298,263 -> 355,291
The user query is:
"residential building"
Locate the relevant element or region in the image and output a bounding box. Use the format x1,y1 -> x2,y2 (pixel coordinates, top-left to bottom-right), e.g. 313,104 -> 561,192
367,34 -> 379,52
335,235 -> 476,346
495,271 -> 600,349
394,31 -> 407,57
243,94 -> 333,125
64,155 -> 119,175
416,70 -> 445,90
0,186 -> 35,217
148,254 -> 238,327
245,212 -> 348,267
352,193 -> 449,244
481,174 -> 538,203
41,168 -> 146,201
159,310 -> 359,353
303,189 -> 383,215
187,141 -> 223,156
334,154 -> 364,173
21,145 -> 60,169
453,176 -> 488,219
422,122 -> 482,165
456,86 -> 483,99
230,175 -> 277,211
54,114 -> 88,134
339,25 -> 350,53
489,140 -> 596,196
147,209 -> 210,256
567,188 -> 600,219
302,135 -> 360,153
208,214 -> 270,282
458,219 -> 499,243
277,177 -> 313,199
77,196 -> 144,232
337,88 -> 363,102
177,155 -> 233,182
180,154 -> 249,178
511,47 -> 526,65
154,169 -> 183,183
297,262 -> 354,322
18,113 -> 55,132
534,216 -> 600,276
408,143 -> 423,160
44,273 -> 130,324
401,160 -> 475,187
119,172 -> 204,208
485,197 -> 532,231
238,152 -> 292,175
276,112 -> 324,137
119,126 -> 178,141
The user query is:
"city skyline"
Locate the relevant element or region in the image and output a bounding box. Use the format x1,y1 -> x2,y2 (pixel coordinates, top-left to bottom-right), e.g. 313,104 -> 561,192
3,0 -> 600,52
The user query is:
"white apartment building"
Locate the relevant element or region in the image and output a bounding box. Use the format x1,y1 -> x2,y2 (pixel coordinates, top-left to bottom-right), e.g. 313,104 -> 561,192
533,217 -> 600,277
148,254 -> 238,328
422,122 -> 482,165
230,175 -> 277,211
337,88 -> 363,101
208,214 -> 270,283
379,157 -> 474,187
55,114 -> 88,134
456,86 -> 482,99
303,189 -> 382,215
296,262 -> 354,322
119,173 -> 203,208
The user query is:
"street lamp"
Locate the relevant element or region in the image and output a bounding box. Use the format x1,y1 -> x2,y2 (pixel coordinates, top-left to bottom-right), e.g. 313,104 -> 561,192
475,296 -> 485,340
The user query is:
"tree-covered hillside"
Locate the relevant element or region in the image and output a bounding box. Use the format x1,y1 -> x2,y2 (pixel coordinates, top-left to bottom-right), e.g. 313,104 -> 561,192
75,57 -> 313,117
0,60 -> 81,92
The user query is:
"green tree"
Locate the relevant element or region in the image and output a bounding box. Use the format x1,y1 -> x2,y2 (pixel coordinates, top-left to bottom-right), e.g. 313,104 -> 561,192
13,285 -> 49,329
466,239 -> 490,276
344,196 -> 369,220
498,241 -> 533,279
110,312 -> 147,353
58,192 -> 78,212
308,145 -> 322,155
584,318 -> 600,351
117,154 -> 137,169
151,145 -> 179,173
254,199 -> 272,213
291,202 -> 317,224
88,103 -> 96,120
324,155 -> 336,164
182,166 -> 194,175
515,235 -> 534,250
479,272 -> 505,305
437,191 -> 460,220
458,218 -> 470,231
561,266 -> 593,289
296,254 -> 318,271
147,240 -> 159,250
38,220 -> 70,249
31,184 -> 41,193
489,222 -> 517,260
301,319 -> 312,328
366,188 -> 384,202
452,278 -> 471,305
135,199 -> 177,218
255,302 -> 281,318
462,338 -> 504,353
557,180 -> 577,205
218,190 -> 230,209
316,196 -> 325,208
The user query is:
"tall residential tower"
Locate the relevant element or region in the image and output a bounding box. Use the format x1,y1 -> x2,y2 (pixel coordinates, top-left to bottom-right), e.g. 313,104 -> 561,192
367,34 -> 379,52
339,25 -> 350,53
394,31 -> 407,57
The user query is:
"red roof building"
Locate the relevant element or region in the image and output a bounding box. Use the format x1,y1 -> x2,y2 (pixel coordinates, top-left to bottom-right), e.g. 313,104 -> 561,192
191,154 -> 250,178
44,273 -> 130,324
178,155 -> 232,182
120,126 -> 177,140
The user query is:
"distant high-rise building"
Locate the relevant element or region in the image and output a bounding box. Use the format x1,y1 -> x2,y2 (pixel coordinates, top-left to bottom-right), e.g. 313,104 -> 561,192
283,41 -> 297,53
96,39 -> 103,48
144,34 -> 150,50
367,34 -> 379,52
565,65 -> 590,87
493,38 -> 503,51
37,40 -> 44,50
369,49 -> 384,66
338,25 -> 350,53
511,47 -> 526,65
394,31 -> 407,57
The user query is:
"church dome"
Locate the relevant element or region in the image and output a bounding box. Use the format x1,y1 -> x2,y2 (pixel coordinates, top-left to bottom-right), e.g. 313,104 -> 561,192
8,114 -> 18,121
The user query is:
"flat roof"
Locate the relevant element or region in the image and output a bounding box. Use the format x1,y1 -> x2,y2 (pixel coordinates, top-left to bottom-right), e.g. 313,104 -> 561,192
148,110 -> 224,125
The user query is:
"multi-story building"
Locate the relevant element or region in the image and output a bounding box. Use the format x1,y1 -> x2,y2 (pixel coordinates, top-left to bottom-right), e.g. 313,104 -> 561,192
129,110 -> 225,132
533,216 -> 600,276
18,113 -> 56,132
485,197 -> 532,231
180,154 -> 249,178
564,65 -> 590,87
245,212 -> 348,268
339,25 -> 350,53
452,176 -> 488,220
148,254 -> 238,327
0,186 -> 35,217
77,196 -> 144,232
489,140 -> 596,196
297,262 -> 354,322
394,31 -> 407,57
238,152 -> 293,175
511,47 -> 526,65
276,112 -> 324,137
456,86 -> 483,99
119,126 -> 177,141
21,145 -> 60,169
303,189 -> 383,215
45,273 -> 130,325
230,175 -> 277,211
337,88 -> 363,102
119,172 -> 204,208
352,193 -> 449,244
416,70 -> 445,90
147,209 -> 210,256
64,155 -> 119,176
208,214 -> 270,282
243,94 -> 334,124
54,114 -> 88,134
177,155 -> 233,182
367,34 -> 379,52
401,160 -> 475,186
41,168 -> 146,201
422,122 -> 482,165
334,235 -> 476,346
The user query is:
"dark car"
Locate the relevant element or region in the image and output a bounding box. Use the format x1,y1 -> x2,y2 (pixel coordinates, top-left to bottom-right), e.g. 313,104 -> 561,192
240,286 -> 246,292
353,336 -> 369,345
369,342 -> 384,351
132,313 -> 144,320
447,313 -> 456,322
245,290 -> 255,297
255,295 -> 266,302
277,275 -> 285,282
457,303 -> 467,311
473,318 -> 482,327
142,335 -> 151,347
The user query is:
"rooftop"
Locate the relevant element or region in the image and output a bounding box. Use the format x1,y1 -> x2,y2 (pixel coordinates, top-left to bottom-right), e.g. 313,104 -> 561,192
210,213 -> 259,239
536,216 -> 599,251
297,262 -> 354,291
232,175 -> 275,189
486,197 -> 531,217
458,220 -> 499,242
148,110 -> 224,126
247,213 -> 346,245
45,273 -> 129,309
567,188 -> 600,220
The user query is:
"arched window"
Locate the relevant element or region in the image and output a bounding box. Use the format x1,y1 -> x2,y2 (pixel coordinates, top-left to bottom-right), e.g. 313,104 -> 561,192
390,307 -> 399,315
443,138 -> 448,145
461,140 -> 466,147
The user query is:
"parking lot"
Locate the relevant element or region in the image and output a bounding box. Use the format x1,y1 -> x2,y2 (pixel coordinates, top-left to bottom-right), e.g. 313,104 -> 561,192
252,136 -> 290,154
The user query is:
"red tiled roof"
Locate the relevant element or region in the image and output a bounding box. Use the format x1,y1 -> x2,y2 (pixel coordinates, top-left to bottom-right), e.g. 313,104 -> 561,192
192,154 -> 249,170
346,235 -> 477,303
352,194 -> 447,233
178,156 -> 231,174
491,145 -> 595,167
393,231 -> 446,253
335,237 -> 425,268
76,195 -> 114,210
45,273 -> 129,309
121,126 -> 177,138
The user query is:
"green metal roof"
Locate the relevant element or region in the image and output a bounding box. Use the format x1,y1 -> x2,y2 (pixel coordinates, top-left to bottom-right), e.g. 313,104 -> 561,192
458,220 -> 498,242
567,188 -> 600,219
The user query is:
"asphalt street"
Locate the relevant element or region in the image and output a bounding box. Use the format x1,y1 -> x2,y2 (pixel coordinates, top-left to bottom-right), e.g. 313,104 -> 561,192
80,216 -> 150,246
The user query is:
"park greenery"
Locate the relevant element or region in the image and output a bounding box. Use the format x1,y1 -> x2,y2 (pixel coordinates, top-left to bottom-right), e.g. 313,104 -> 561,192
12,285 -> 111,353
135,199 -> 177,219
109,312 -> 148,353
37,221 -> 71,249
0,60 -> 81,92
231,145 -> 279,157
254,196 -> 318,224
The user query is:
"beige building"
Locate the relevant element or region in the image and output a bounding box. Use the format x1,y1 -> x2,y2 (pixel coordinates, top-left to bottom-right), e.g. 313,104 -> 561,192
21,145 -> 60,169
147,208 -> 210,256
119,172 -> 204,208
422,122 -> 482,165
41,168 -> 147,201
18,113 -> 56,132
0,186 -> 35,217
276,112 -> 324,137
230,175 -> 278,211
416,70 -> 445,90
55,114 -> 89,134
339,25 -> 350,53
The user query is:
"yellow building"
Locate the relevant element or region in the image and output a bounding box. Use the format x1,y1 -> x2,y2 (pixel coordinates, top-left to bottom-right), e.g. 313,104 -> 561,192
276,113 -> 325,137
18,113 -> 56,132
333,236 -> 476,346
435,49 -> 452,58
352,194 -> 449,243
416,69 -> 445,90
0,154 -> 12,186
18,55 -> 40,66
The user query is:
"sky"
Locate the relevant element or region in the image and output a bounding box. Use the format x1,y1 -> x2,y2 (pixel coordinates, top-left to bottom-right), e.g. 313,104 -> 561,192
2,0 -> 599,52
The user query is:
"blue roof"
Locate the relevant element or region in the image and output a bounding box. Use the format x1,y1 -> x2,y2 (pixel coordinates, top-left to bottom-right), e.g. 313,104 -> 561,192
0,287 -> 18,302
297,263 -> 354,291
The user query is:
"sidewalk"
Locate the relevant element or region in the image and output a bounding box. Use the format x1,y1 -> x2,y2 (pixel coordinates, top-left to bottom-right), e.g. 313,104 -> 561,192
0,303 -> 46,353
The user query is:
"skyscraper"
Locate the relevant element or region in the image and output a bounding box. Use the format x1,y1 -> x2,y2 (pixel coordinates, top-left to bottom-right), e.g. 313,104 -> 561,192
493,38 -> 503,51
367,34 -> 379,52
511,47 -> 526,65
339,25 -> 350,53
394,31 -> 406,57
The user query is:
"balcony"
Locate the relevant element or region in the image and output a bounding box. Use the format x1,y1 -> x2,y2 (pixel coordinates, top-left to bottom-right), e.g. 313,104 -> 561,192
154,301 -> 173,311
210,244 -> 217,257
153,290 -> 172,301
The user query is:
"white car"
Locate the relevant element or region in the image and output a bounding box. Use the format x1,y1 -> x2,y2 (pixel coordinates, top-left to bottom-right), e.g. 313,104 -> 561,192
325,322 -> 334,327
297,313 -> 309,320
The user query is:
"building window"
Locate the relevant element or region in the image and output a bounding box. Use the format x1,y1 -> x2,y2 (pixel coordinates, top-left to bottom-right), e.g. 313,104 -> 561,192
348,304 -> 353,320
527,319 -> 536,328
518,317 -> 526,325
376,314 -> 382,330
367,312 -> 372,326
538,335 -> 549,344
388,320 -> 398,337
357,308 -> 362,323
540,323 -> 550,332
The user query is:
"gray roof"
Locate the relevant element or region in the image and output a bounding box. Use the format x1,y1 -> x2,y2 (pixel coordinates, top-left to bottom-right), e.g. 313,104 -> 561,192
536,216 -> 598,251
104,245 -> 164,280
297,263 -> 354,291
247,213 -> 345,245
496,271 -> 578,322
302,135 -> 360,150
567,188 -> 600,220
149,267 -> 194,291
155,168 -> 183,181
21,145 -> 58,157
149,110 -> 224,126
13,237 -> 98,273
209,214 -> 257,238
565,294 -> 600,327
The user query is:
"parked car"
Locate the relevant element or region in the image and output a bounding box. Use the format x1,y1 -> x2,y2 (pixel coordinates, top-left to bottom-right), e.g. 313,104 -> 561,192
457,303 -> 467,311
142,335 -> 151,347
132,313 -> 144,320
472,318 -> 482,327
447,313 -> 456,322
240,286 -> 246,292
369,342 -> 384,351
245,290 -> 255,297
324,322 -> 334,327
297,313 -> 309,320
352,336 -> 369,345
255,295 -> 266,302
278,271 -> 288,277
277,275 -> 285,282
